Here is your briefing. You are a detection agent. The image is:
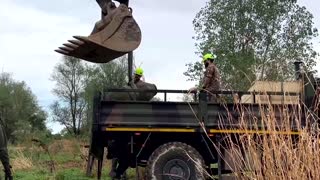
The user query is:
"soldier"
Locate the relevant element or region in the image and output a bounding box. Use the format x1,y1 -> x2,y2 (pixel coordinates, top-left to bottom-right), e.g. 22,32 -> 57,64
133,67 -> 144,87
108,67 -> 156,180
108,68 -> 144,180
190,53 -> 221,102
108,139 -> 128,180
0,117 -> 12,180
109,158 -> 127,180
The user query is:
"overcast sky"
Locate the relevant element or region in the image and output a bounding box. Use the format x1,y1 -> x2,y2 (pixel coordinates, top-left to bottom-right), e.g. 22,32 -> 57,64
0,0 -> 319,134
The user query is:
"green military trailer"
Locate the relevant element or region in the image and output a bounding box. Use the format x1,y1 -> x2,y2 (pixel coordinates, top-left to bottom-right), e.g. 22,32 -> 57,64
86,60 -> 320,180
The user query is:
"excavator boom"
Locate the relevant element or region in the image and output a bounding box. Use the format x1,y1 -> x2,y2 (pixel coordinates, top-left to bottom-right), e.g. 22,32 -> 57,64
55,0 -> 141,63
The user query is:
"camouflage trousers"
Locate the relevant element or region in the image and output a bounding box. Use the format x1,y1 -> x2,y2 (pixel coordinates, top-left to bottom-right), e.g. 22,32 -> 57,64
0,124 -> 12,180
107,140 -> 128,180
208,93 -> 220,103
109,158 -> 127,180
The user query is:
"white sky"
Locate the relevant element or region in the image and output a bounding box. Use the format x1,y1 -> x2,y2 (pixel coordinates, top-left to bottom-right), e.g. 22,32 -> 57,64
0,0 -> 319,134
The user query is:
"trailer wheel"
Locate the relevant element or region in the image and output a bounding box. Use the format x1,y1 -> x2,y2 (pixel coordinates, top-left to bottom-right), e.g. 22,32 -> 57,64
145,142 -> 206,180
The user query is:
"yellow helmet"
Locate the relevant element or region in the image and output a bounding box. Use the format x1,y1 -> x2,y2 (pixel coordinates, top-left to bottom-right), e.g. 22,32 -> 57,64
135,67 -> 143,76
202,53 -> 217,62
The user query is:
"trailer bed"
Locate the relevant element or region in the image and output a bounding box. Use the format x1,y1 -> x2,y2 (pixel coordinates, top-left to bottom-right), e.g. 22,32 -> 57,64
94,99 -> 304,133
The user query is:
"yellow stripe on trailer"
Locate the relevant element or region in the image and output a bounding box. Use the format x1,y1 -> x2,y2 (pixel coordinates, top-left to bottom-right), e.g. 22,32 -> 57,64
106,127 -> 195,133
209,129 -> 301,135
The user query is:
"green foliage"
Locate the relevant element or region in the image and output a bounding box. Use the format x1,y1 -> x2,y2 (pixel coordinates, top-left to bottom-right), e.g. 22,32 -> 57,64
7,138 -> 137,180
55,169 -> 92,180
81,56 -> 128,134
51,55 -> 129,136
11,168 -> 136,180
185,0 -> 318,91
17,129 -> 53,146
0,72 -> 48,142
183,61 -> 204,86
13,169 -> 53,180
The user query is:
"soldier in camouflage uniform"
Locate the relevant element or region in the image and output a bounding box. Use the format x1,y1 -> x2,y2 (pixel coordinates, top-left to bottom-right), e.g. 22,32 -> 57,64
108,67 -> 145,180
132,67 -> 157,101
190,53 -> 221,102
0,117 -> 13,180
108,67 -> 157,179
202,53 -> 221,102
133,67 -> 144,87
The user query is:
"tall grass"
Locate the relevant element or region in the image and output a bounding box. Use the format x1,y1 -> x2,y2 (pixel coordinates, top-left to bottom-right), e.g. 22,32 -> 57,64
209,92 -> 320,179
11,148 -> 34,171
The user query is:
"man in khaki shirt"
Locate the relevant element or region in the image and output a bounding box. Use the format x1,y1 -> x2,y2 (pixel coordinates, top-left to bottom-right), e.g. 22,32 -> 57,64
190,53 -> 221,102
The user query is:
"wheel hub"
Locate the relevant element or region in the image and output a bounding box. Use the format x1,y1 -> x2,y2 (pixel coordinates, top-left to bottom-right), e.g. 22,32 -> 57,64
163,159 -> 191,180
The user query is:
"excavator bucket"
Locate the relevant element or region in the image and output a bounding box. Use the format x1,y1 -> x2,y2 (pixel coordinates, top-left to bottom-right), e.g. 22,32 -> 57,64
55,3 -> 141,63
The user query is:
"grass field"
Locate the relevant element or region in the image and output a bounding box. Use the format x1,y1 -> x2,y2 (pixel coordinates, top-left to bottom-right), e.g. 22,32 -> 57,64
5,129 -> 319,180
3,139 -> 137,180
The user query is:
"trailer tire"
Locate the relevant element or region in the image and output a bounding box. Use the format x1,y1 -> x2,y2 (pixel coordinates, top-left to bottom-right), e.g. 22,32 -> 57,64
145,142 -> 206,180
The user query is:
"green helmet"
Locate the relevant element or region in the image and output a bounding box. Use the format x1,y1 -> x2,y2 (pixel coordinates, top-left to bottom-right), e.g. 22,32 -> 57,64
135,67 -> 143,76
202,53 -> 217,62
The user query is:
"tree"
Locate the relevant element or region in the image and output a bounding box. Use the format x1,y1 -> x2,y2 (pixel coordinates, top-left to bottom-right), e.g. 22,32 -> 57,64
85,55 -> 128,94
183,61 -> 204,87
0,72 -> 48,142
51,54 -> 131,135
81,56 -> 129,134
50,56 -> 87,135
185,0 -> 318,91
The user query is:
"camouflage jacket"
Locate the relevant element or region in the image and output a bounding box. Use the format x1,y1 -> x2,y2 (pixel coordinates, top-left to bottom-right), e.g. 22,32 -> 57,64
202,63 -> 221,92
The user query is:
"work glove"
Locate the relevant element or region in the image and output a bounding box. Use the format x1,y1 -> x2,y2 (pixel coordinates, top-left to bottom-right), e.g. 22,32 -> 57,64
188,87 -> 197,93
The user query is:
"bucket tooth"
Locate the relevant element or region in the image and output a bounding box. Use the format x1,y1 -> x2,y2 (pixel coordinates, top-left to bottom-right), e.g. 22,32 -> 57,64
63,43 -> 78,49
68,39 -> 84,46
59,46 -> 73,52
55,49 -> 69,55
73,36 -> 90,43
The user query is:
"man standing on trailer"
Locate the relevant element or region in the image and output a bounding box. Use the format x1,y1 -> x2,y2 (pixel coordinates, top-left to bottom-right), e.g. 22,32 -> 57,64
133,67 -> 144,88
190,53 -> 221,102
108,67 -> 144,180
